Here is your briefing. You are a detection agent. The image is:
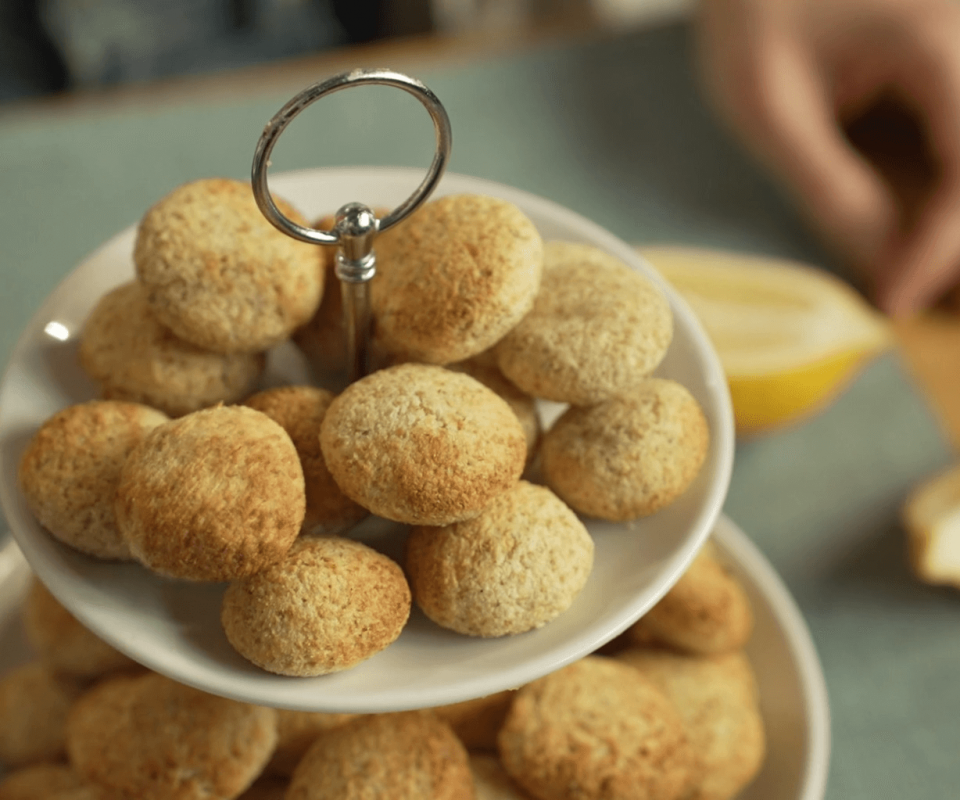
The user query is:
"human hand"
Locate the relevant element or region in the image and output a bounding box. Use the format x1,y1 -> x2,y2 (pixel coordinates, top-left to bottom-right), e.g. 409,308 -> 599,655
694,0 -> 960,315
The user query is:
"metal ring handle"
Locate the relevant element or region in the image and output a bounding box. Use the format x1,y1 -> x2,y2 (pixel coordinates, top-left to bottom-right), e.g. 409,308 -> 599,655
251,67 -> 452,244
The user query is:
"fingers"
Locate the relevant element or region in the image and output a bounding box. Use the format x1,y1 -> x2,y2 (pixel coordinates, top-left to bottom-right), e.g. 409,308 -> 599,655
718,31 -> 898,273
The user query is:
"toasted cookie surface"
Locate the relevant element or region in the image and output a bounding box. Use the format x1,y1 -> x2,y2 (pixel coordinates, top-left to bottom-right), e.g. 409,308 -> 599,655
406,481 -> 593,636
115,404 -> 305,581
542,379 -> 709,521
17,400 -> 169,560
221,537 -> 411,676
371,194 -> 543,365
434,690 -> 516,751
320,363 -> 527,525
616,650 -> 766,800
498,656 -> 693,800
495,242 -> 673,405
134,178 -> 323,353
287,711 -> 474,800
244,385 -> 367,535
266,709 -> 361,776
66,673 -> 278,800
625,542 -> 753,655
0,762 -> 94,800
79,281 -> 265,417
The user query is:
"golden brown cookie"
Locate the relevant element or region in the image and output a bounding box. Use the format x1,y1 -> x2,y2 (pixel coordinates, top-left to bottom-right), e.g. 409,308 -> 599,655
497,656 -> 693,800
265,709 -> 361,776
221,537 -> 411,676
449,357 -> 541,463
243,385 -> 367,535
434,690 -> 516,751
470,753 -> 536,800
22,579 -> 137,681
0,663 -> 83,768
541,379 -> 709,521
320,363 -> 527,525
495,241 -> 673,405
17,400 -> 169,561
624,542 -> 753,655
0,762 -> 95,800
66,672 -> 278,800
615,649 -> 766,800
79,281 -> 266,417
371,194 -> 543,365
134,177 -> 323,354
115,404 -> 305,581
406,481 -> 593,637
286,711 -> 474,800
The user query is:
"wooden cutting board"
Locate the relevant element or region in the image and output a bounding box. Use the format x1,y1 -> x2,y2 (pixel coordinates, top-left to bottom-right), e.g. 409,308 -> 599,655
893,313 -> 960,450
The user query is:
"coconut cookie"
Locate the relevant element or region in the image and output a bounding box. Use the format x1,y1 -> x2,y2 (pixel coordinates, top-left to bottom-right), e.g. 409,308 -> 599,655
134,177 -> 323,354
80,281 -> 265,417
434,690 -> 516,751
471,754 -> 536,800
449,357 -> 541,463
22,579 -> 137,681
0,663 -> 83,769
320,363 -> 527,525
406,481 -> 593,637
287,711 -> 474,800
266,710 -> 361,776
624,542 -> 753,655
66,672 -> 278,800
541,378 -> 709,521
616,650 -> 766,800
18,400 -> 169,560
498,656 -> 693,800
0,762 -> 95,800
244,386 -> 367,535
221,537 -> 411,676
495,241 -> 673,405
371,194 -> 543,365
115,404 -> 305,581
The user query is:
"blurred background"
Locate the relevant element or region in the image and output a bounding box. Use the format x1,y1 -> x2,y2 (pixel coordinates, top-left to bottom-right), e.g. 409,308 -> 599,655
0,0 -> 692,103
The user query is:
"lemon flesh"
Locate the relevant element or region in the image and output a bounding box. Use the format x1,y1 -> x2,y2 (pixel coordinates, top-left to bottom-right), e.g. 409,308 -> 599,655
903,464 -> 960,587
641,246 -> 891,435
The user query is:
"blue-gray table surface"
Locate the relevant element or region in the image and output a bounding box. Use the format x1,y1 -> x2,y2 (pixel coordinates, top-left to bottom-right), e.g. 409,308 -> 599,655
0,20 -> 956,800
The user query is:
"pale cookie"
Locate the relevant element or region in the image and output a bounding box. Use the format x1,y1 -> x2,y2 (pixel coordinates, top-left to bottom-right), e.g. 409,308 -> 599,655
244,386 -> 367,535
371,194 -> 543,365
115,404 -> 305,581
434,690 -> 516,751
320,363 -> 527,525
498,656 -> 693,800
616,649 -> 766,800
406,481 -> 593,636
134,177 -> 323,354
287,711 -> 474,800
495,241 -> 673,405
0,663 -> 83,768
470,754 -> 536,800
18,400 -> 169,560
0,762 -> 95,800
266,710 -> 361,776
221,537 -> 411,676
449,356 -> 541,463
80,281 -> 265,417
66,672 -> 278,800
22,579 -> 137,681
541,378 -> 709,520
624,541 -> 753,655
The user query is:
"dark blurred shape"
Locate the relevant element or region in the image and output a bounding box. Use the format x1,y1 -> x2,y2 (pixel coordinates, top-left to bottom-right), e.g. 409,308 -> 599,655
332,0 -> 433,42
0,0 -> 69,100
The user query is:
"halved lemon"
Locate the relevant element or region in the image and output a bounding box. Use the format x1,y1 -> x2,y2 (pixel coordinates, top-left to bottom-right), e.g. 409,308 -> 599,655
903,463 -> 960,588
640,246 -> 892,436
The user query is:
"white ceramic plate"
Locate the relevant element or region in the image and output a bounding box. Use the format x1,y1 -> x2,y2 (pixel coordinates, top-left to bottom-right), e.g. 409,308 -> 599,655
0,167 -> 734,712
0,514 -> 828,798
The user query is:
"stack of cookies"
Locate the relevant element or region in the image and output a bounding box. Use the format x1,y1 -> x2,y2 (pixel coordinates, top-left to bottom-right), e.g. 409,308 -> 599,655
17,177 -> 711,678
0,541 -> 765,800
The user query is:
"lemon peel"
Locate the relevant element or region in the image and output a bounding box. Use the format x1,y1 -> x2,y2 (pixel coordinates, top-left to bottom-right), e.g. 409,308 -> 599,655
903,463 -> 960,588
639,246 -> 891,435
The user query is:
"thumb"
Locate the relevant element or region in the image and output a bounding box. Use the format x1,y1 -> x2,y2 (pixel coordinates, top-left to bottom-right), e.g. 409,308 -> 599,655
730,35 -> 897,273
